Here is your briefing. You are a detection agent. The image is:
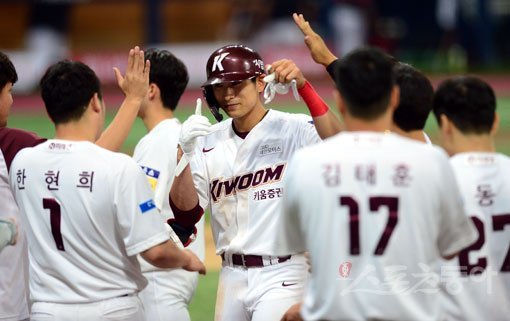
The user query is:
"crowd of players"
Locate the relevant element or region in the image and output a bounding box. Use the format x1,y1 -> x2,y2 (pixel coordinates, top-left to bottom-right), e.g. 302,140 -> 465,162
0,12 -> 509,321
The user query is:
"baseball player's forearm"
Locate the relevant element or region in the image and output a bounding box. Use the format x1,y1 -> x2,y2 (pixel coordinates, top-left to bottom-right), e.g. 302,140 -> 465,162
170,164 -> 200,211
95,96 -> 143,151
298,81 -> 342,139
141,240 -> 186,267
141,240 -> 206,274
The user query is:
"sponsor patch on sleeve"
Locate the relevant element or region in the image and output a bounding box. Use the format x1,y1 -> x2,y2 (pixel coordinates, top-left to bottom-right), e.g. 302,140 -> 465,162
140,166 -> 160,191
139,199 -> 156,213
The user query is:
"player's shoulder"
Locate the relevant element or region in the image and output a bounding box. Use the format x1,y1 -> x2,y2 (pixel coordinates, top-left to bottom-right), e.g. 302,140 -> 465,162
266,109 -> 313,125
0,127 -> 46,156
203,118 -> 233,139
135,119 -> 181,151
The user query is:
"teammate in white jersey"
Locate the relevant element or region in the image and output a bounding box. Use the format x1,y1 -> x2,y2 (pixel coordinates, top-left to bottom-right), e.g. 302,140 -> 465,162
292,13 -> 434,144
276,47 -> 477,321
10,59 -> 205,321
132,48 -> 205,321
168,44 -> 338,321
433,76 -> 510,321
0,47 -> 176,321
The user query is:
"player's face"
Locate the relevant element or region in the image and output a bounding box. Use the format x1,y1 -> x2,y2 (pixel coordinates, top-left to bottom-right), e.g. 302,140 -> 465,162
212,77 -> 264,121
0,82 -> 14,127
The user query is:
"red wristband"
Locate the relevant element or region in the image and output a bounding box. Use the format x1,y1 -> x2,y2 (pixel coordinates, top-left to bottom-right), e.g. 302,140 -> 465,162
298,81 -> 329,117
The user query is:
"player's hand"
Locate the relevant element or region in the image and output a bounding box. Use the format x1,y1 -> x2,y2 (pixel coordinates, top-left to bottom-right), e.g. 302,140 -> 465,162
293,13 -> 337,67
182,250 -> 207,275
113,46 -> 150,101
304,251 -> 312,273
281,303 -> 303,321
179,98 -> 213,157
0,218 -> 18,246
267,59 -> 306,89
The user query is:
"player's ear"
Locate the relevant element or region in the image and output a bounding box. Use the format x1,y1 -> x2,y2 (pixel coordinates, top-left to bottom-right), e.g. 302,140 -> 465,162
439,114 -> 453,136
256,75 -> 265,93
333,89 -> 346,116
148,83 -> 158,101
90,93 -> 102,114
491,112 -> 500,135
389,85 -> 400,112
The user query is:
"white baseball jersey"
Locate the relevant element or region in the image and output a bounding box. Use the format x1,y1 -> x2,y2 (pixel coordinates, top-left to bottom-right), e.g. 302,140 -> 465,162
0,149 -> 29,321
133,118 -> 204,321
10,140 -> 170,304
133,118 -> 205,266
0,127 -> 44,321
440,152 -> 510,321
277,132 -> 478,321
190,109 -> 320,256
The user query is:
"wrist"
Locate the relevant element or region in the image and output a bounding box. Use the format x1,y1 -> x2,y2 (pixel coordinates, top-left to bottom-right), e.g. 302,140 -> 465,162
123,95 -> 144,107
298,81 -> 329,117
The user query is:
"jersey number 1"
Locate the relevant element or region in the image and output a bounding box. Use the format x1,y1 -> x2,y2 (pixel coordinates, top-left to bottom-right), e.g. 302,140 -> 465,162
43,198 -> 65,251
340,196 -> 399,255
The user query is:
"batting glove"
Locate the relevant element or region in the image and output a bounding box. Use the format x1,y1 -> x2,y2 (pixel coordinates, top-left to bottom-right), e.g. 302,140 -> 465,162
0,218 -> 17,250
179,98 -> 213,157
263,65 -> 300,104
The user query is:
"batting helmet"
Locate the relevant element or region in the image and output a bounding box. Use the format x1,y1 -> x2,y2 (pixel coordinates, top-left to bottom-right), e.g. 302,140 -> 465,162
202,45 -> 265,122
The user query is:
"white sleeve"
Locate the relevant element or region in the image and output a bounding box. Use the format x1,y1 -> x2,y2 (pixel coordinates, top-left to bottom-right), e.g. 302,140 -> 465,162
189,140 -> 210,211
113,159 -> 169,256
295,114 -> 322,147
132,130 -> 179,215
274,152 -> 307,255
436,152 -> 477,257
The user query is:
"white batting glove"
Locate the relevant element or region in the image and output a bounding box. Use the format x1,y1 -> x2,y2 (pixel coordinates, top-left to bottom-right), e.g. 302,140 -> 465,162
175,98 -> 213,176
179,98 -> 213,157
263,65 -> 300,104
0,218 -> 18,250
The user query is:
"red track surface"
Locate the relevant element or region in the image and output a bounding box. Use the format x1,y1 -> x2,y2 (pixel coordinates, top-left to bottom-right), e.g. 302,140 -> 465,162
12,75 -> 510,112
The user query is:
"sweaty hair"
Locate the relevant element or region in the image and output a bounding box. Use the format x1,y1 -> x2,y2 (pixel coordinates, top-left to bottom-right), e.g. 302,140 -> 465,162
40,60 -> 102,124
393,63 -> 434,131
0,51 -> 18,90
433,76 -> 496,134
145,48 -> 189,111
334,47 -> 395,120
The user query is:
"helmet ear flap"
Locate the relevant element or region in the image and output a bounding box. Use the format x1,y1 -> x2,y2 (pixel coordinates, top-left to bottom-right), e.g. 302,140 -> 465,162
203,86 -> 224,122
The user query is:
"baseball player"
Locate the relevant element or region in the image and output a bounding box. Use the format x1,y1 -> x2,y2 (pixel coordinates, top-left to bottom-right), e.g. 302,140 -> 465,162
0,47 -> 166,321
434,76 -> 510,321
132,48 -> 205,321
9,58 -> 205,321
292,13 -> 434,144
168,44 -> 338,321
276,47 -> 477,321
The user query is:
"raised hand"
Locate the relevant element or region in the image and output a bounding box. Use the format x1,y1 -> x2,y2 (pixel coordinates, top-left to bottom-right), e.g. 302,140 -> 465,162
175,98 -> 213,176
113,46 -> 151,101
293,13 -> 337,67
266,59 -> 306,89
179,98 -> 213,156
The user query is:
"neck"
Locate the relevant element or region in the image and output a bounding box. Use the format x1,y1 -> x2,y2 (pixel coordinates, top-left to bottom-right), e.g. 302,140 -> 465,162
343,110 -> 393,133
232,104 -> 267,133
392,126 -> 428,143
54,121 -> 98,142
141,107 -> 174,132
451,133 -> 495,155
